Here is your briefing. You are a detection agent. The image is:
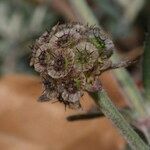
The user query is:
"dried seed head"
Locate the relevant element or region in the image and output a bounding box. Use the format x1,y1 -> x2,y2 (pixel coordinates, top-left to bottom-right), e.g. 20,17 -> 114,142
32,44 -> 49,73
58,73 -> 85,107
39,74 -> 59,101
46,48 -> 74,78
88,27 -> 114,58
49,23 -> 86,49
30,22 -> 132,109
61,90 -> 82,109
49,29 -> 80,48
74,41 -> 99,72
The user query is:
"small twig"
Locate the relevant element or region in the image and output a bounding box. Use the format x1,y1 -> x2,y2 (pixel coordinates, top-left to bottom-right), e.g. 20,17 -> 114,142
67,111 -> 104,121
111,59 -> 137,69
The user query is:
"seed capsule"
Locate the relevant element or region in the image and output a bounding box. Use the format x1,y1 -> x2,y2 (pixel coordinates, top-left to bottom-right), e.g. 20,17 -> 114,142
46,48 -> 74,78
39,74 -> 59,101
33,44 -> 49,73
74,41 -> 99,72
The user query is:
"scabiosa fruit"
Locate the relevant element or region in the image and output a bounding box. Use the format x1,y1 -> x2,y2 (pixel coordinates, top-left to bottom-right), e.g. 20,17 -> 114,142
46,48 -> 75,78
39,73 -> 58,101
61,73 -> 86,108
30,22 -> 129,109
74,41 -> 99,72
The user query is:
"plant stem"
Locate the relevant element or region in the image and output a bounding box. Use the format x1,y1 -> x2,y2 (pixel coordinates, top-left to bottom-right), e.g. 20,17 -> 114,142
143,20 -> 150,101
90,90 -> 150,150
69,0 -> 147,118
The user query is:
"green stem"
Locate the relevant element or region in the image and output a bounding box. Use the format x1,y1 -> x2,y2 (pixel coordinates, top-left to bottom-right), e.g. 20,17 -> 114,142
143,20 -> 150,101
90,90 -> 150,150
69,0 -> 147,118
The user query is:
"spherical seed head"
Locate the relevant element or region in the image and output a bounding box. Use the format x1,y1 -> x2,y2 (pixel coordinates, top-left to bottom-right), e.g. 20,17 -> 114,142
30,22 -> 116,109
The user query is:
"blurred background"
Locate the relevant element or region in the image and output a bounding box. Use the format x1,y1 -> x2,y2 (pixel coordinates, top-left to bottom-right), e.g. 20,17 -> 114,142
0,0 -> 150,150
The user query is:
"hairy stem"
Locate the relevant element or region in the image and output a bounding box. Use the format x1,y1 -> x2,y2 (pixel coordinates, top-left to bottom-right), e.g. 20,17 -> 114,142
90,90 -> 149,150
